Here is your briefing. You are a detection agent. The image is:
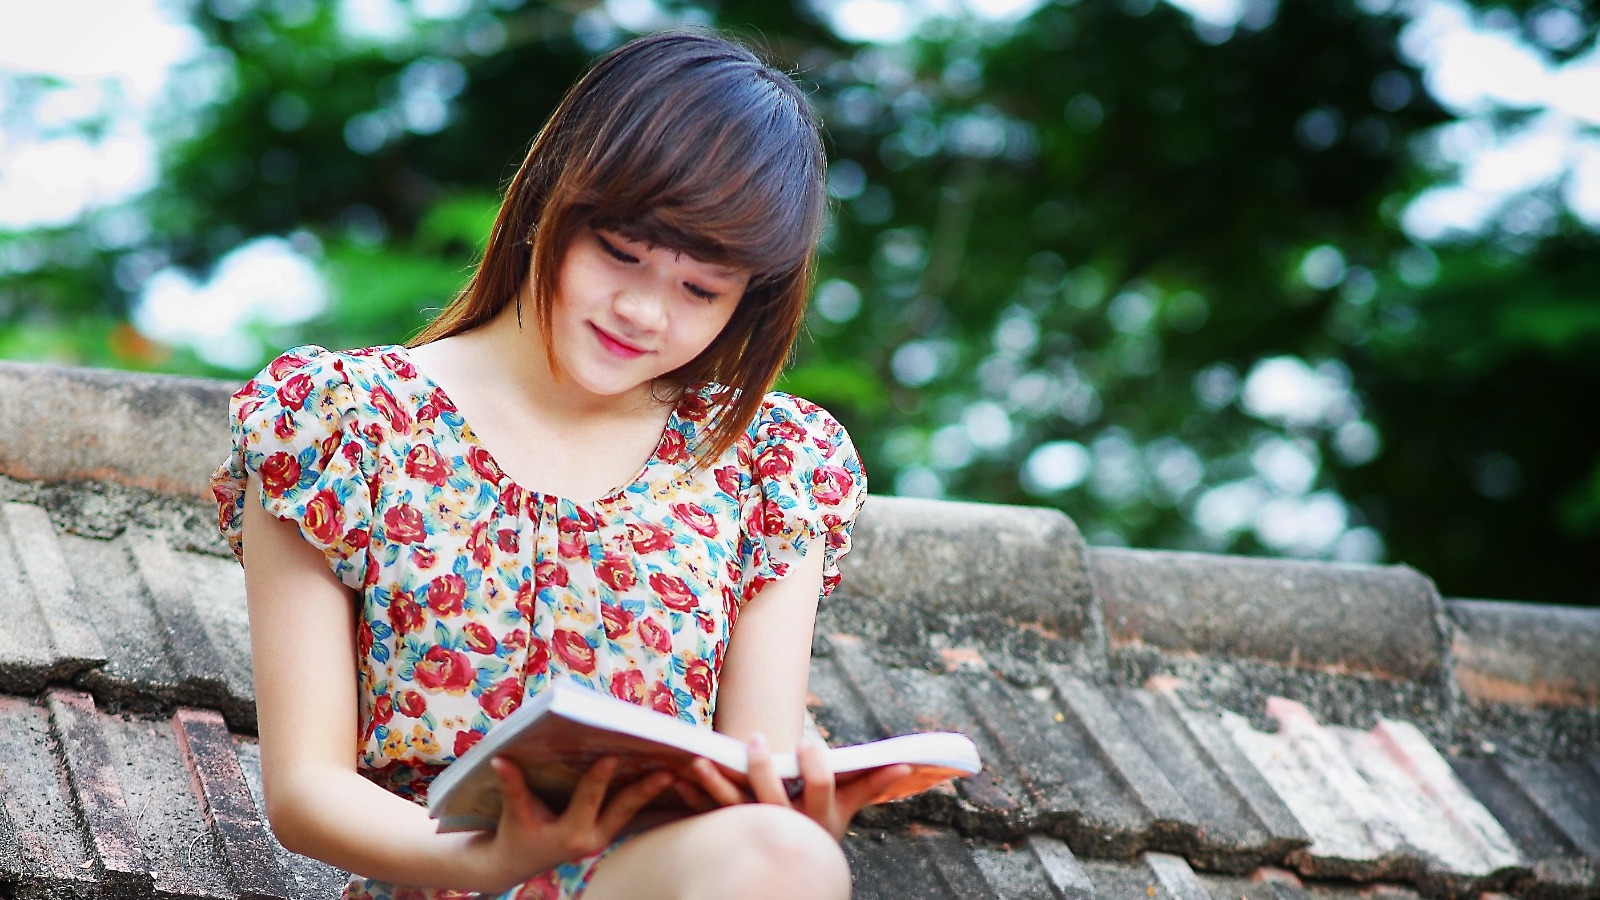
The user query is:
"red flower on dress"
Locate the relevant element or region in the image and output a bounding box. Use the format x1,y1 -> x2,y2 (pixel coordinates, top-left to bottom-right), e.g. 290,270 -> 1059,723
370,386 -> 413,433
404,445 -> 452,486
751,499 -> 787,538
670,502 -> 718,538
755,443 -> 795,479
466,446 -> 500,482
412,546 -> 436,570
389,590 -> 424,635
610,668 -> 645,704
685,658 -> 714,702
267,353 -> 307,380
304,489 -> 345,545
273,412 -> 297,441
381,351 -> 416,379
638,616 -> 671,653
396,690 -> 427,718
596,553 -> 637,591
714,465 -> 741,497
627,523 -> 674,555
453,729 -> 484,758
496,528 -> 520,553
260,452 -> 301,497
601,602 -> 634,640
463,621 -> 497,655
648,682 -> 678,717
414,646 -> 474,692
383,505 -> 426,544
516,581 -> 536,620
372,693 -> 394,724
649,573 -> 698,613
468,521 -> 493,568
767,419 -> 807,443
426,574 -> 466,616
534,559 -> 568,590
501,628 -> 528,651
276,372 -> 314,409
657,429 -> 688,464
811,465 -> 854,506
478,678 -> 523,720
526,636 -> 550,676
552,629 -> 596,674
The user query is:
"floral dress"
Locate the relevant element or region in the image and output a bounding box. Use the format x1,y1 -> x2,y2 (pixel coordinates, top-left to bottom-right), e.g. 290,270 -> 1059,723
210,345 -> 867,900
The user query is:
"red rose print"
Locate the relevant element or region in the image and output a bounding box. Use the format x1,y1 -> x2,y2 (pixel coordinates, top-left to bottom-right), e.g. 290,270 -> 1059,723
534,559 -> 568,590
755,443 -> 795,478
496,528 -> 520,553
276,372 -> 314,409
627,523 -> 674,555
381,351 -> 417,379
670,502 -> 718,538
468,521 -> 492,567
383,505 -> 426,544
714,465 -> 741,497
574,506 -> 600,532
453,729 -> 484,758
344,527 -> 370,552
414,646 -> 474,692
601,602 -> 634,640
721,585 -> 741,628
638,616 -> 671,653
649,573 -> 698,612
527,636 -> 550,675
679,391 -> 712,421
362,422 -> 385,448
273,412 -> 296,441
466,446 -> 500,481
685,658 -> 713,702
610,669 -> 645,704
552,629 -> 597,674
478,678 -> 523,720
304,489 -> 345,545
752,499 -> 787,538
357,620 -> 374,658
372,693 -> 394,724
648,682 -> 678,717
516,581 -> 535,620
557,524 -> 587,558
267,354 -> 306,380
389,590 -> 424,635
426,574 -> 466,616
501,628 -> 528,651
767,419 -> 807,443
412,546 -> 436,570
260,452 -> 301,497
812,465 -> 854,506
596,553 -> 637,591
658,429 -> 688,464
463,621 -> 497,655
429,387 -> 456,414
695,609 -> 715,633
370,386 -> 413,433
341,441 -> 363,466
404,445 -> 452,486
396,690 -> 427,718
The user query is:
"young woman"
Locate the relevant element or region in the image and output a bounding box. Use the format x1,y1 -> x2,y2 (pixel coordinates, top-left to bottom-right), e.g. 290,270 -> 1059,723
212,30 -> 908,900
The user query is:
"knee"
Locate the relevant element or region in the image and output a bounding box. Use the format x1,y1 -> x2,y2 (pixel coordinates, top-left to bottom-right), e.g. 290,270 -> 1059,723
712,805 -> 850,898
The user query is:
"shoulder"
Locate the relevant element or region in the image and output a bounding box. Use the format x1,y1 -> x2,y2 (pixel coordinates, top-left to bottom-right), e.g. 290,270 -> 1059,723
234,344 -> 419,431
748,391 -> 853,454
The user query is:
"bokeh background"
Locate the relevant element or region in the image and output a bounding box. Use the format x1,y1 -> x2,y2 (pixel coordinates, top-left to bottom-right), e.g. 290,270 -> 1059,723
2,0 -> 1597,606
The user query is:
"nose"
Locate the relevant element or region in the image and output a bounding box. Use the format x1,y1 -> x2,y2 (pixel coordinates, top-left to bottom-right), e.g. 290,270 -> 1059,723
612,286 -> 667,333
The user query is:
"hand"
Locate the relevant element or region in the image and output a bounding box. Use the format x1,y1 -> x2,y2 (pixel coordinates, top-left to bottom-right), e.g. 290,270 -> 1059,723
467,755 -> 673,893
677,733 -> 913,841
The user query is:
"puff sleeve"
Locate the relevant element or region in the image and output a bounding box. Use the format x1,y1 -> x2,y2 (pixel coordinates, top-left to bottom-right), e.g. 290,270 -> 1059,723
738,393 -> 868,603
210,345 -> 375,591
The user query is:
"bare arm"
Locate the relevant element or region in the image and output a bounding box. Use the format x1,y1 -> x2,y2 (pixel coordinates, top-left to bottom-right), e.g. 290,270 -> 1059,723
242,475 -> 667,893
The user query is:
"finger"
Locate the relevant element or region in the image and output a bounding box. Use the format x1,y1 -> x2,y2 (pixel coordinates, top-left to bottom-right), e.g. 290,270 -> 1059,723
564,756 -> 620,820
743,732 -> 791,806
598,769 -> 674,833
493,756 -> 554,826
673,778 -> 714,811
687,756 -> 747,806
796,737 -> 835,813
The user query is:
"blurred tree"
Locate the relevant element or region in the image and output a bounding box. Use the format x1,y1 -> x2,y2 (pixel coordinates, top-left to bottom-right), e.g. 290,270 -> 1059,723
0,0 -> 1596,606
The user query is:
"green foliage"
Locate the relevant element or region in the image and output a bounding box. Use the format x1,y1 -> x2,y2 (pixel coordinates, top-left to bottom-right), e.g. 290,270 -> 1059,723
2,0 -> 1597,605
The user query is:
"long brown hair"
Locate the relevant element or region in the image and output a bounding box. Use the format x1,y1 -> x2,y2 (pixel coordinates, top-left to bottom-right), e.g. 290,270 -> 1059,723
411,31 -> 828,464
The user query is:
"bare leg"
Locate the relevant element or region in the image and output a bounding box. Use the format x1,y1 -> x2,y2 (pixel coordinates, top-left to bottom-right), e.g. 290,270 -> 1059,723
581,805 -> 850,900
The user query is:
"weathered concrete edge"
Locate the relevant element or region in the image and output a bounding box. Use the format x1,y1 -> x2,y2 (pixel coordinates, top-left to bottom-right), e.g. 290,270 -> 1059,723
0,361 -> 236,501
1448,597 -> 1600,709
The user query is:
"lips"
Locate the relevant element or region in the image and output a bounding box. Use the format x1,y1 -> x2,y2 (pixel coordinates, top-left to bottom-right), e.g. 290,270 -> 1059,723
590,323 -> 648,359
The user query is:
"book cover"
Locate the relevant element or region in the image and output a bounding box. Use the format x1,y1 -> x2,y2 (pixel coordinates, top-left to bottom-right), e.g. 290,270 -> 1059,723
426,680 -> 980,832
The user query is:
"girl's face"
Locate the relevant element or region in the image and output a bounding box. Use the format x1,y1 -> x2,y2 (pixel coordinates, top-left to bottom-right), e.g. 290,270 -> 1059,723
545,226 -> 750,402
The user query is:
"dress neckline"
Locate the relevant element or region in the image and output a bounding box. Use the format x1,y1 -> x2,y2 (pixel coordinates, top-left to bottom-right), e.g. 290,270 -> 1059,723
385,344 -> 690,508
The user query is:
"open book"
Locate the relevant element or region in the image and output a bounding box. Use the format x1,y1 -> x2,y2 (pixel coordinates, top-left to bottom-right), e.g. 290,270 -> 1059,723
427,679 -> 981,832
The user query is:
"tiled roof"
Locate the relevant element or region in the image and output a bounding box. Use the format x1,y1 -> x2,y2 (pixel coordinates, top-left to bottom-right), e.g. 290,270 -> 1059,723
0,359 -> 1595,900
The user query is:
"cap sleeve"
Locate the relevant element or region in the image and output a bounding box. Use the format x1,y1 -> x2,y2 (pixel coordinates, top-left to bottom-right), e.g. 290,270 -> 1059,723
738,393 -> 867,603
209,345 -> 375,590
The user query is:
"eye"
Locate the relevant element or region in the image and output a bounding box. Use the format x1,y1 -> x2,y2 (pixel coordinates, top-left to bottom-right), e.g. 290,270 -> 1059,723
597,234 -> 638,264
685,282 -> 720,301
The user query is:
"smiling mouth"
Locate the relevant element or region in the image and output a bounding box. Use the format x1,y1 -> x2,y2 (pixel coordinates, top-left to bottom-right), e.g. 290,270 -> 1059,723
591,324 -> 648,358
